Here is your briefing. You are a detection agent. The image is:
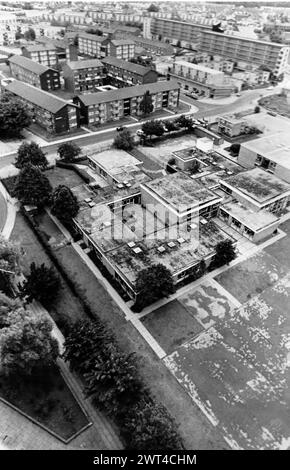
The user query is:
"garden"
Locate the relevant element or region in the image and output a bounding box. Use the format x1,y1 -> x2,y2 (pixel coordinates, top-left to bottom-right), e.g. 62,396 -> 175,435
259,93 -> 290,119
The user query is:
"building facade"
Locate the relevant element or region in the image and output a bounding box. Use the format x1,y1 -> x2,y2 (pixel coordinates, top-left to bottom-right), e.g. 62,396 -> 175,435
102,39 -> 135,60
75,80 -> 180,126
78,32 -> 105,58
3,80 -> 78,134
63,59 -> 106,93
9,55 -> 60,91
149,18 -> 289,77
217,115 -> 247,137
101,56 -> 158,86
21,45 -> 58,68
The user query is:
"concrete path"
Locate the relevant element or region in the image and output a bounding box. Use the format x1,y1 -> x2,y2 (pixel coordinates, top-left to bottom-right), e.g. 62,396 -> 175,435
0,181 -> 17,240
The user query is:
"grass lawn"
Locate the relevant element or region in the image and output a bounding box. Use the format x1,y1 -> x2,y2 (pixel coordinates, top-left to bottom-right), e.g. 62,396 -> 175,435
259,94 -> 290,118
11,213 -> 85,329
46,167 -> 84,189
141,300 -> 203,354
215,251 -> 287,303
53,244 -> 228,449
0,366 -> 89,441
264,223 -> 290,270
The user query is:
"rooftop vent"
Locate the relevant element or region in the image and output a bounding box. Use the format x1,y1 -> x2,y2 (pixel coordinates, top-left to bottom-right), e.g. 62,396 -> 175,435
200,218 -> 208,225
177,237 -> 185,244
128,241 -> 136,248
125,183 -> 132,188
84,197 -> 92,203
157,246 -> 166,253
88,202 -> 96,208
117,183 -> 124,189
190,223 -> 198,230
103,221 -> 111,228
133,247 -> 142,254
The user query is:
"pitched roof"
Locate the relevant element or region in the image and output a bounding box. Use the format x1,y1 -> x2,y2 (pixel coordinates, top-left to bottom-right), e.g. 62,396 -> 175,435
9,54 -> 53,75
23,44 -> 56,52
5,80 -> 74,113
101,56 -> 155,77
110,39 -> 135,46
66,59 -> 104,70
76,80 -> 180,106
78,32 -> 105,42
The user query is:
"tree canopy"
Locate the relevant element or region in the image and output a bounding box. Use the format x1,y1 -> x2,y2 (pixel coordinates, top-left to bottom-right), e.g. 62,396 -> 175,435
0,94 -> 32,137
19,262 -> 60,307
141,120 -> 165,140
147,3 -> 159,12
13,163 -> 52,207
15,141 -> 48,170
113,129 -> 135,151
0,236 -> 20,275
210,240 -> 236,270
139,91 -> 154,116
0,305 -> 59,376
134,264 -> 175,311
51,185 -> 79,224
57,142 -> 81,162
24,27 -> 36,41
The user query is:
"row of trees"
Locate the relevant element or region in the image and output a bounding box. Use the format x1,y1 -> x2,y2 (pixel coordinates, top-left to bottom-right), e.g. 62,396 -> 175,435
64,318 -> 182,449
113,115 -> 194,151
11,142 -> 80,224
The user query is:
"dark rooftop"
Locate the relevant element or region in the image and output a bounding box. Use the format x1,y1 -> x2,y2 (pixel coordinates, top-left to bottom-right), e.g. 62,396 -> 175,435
102,56 -> 155,76
76,80 -> 180,106
5,80 -> 75,114
9,54 -> 55,75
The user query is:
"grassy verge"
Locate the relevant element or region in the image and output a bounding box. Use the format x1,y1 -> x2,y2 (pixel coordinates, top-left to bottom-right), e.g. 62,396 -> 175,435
0,366 -> 89,441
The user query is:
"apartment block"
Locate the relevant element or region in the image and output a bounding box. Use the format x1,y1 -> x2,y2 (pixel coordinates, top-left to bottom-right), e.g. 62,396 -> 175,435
102,39 -> 135,60
3,80 -> 78,135
149,18 -> 289,77
74,80 -> 180,126
21,45 -> 58,68
132,36 -> 174,56
9,55 -> 60,91
63,59 -> 106,93
169,60 -> 234,98
78,32 -> 105,58
101,56 -> 158,87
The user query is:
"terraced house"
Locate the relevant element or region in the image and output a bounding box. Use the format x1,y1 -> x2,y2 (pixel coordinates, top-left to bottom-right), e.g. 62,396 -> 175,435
63,59 -> 106,93
3,80 -> 79,135
9,55 -> 60,91
101,38 -> 136,60
101,56 -> 158,87
74,80 -> 180,125
78,32 -> 105,58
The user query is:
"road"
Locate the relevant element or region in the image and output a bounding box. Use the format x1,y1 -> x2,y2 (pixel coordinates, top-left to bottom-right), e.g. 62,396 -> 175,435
0,86 -> 281,171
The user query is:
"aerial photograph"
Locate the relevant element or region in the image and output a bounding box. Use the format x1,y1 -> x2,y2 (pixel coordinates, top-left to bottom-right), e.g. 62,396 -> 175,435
0,0 -> 289,457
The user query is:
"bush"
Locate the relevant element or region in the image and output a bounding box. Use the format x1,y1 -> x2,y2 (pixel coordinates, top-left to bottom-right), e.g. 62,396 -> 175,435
19,262 -> 60,306
57,142 -> 81,162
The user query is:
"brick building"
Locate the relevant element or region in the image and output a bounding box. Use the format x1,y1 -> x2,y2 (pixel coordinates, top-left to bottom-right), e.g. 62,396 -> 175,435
9,55 -> 60,91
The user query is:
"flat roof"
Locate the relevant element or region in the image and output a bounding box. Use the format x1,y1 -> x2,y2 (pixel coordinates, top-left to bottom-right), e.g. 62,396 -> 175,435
175,59 -> 224,75
23,44 -> 56,52
4,80 -> 74,113
76,80 -> 179,106
241,132 -> 290,170
142,172 -> 220,212
222,168 -> 290,204
221,201 -> 278,232
89,149 -> 141,173
110,39 -> 135,46
78,32 -> 105,42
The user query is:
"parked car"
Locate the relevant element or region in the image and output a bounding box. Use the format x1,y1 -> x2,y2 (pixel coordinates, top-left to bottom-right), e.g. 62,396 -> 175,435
185,92 -> 199,99
236,93 -> 241,97
136,129 -> 145,136
116,126 -> 126,132
267,111 -> 277,116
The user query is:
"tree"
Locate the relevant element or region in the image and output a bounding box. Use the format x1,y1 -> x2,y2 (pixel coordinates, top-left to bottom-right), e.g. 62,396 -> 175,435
210,240 -> 236,270
191,159 -> 201,174
0,307 -> 59,376
133,264 -> 175,311
0,293 -> 23,328
147,3 -> 159,12
254,106 -> 261,113
19,262 -> 60,306
57,142 -> 81,162
0,94 -> 32,137
229,143 -> 240,156
139,90 -> 154,116
63,319 -> 114,374
15,141 -> 48,170
163,120 -> 177,132
86,28 -> 103,36
166,157 -> 177,174
0,236 -> 20,275
175,114 -> 193,129
141,120 -> 165,140
113,128 -> 135,151
51,185 -> 79,224
24,28 -> 36,41
123,400 -> 182,450
13,163 -> 52,207
85,347 -> 144,415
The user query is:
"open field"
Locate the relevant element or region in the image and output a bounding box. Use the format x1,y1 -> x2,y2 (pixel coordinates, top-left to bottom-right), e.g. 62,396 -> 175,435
46,166 -> 84,189
259,94 -> 290,119
214,251 -> 287,303
0,366 -> 89,441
